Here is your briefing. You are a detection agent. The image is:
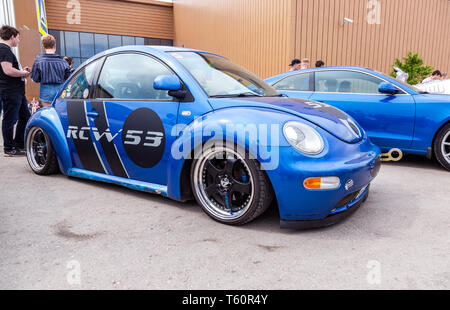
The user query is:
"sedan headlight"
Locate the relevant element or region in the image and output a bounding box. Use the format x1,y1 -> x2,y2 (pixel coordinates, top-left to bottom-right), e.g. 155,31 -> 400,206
283,121 -> 324,155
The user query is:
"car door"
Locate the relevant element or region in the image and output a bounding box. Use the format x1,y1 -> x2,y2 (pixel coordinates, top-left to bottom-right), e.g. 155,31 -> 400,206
85,52 -> 183,186
309,69 -> 416,149
54,57 -> 107,174
271,72 -> 314,100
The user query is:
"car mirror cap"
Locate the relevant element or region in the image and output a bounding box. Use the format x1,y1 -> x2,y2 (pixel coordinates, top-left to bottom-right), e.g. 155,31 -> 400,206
154,74 -> 182,91
378,82 -> 397,95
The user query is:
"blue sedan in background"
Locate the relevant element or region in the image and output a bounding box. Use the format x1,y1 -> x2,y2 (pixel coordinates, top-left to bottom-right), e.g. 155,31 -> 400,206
266,67 -> 450,171
25,47 -> 381,229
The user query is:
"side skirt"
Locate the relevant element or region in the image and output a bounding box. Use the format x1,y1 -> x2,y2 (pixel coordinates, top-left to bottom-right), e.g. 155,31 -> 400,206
67,168 -> 168,197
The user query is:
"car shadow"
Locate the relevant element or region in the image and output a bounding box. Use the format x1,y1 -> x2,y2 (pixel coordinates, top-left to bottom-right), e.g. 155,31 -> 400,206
381,153 -> 443,171
53,152 -> 446,234
68,175 -> 283,229
68,176 -> 201,213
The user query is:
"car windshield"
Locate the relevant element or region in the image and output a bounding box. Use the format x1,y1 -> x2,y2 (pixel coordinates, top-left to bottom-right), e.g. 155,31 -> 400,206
373,70 -> 426,94
169,52 -> 280,97
393,78 -> 427,94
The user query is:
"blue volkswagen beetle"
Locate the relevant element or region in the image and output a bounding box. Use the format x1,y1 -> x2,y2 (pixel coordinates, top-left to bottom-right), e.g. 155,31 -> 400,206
25,47 -> 381,229
266,67 -> 450,171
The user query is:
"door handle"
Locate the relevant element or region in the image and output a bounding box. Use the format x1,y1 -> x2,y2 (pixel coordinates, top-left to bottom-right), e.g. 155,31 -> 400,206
87,112 -> 99,118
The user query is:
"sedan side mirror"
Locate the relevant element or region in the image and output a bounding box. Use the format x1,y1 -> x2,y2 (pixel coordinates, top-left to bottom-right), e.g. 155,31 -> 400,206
378,82 -> 398,95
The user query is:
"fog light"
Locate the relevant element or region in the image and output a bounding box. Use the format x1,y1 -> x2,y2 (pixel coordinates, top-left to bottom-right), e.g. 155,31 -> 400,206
304,177 -> 340,190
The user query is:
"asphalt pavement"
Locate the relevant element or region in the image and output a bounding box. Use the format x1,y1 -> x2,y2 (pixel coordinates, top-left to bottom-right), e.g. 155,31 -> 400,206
0,138 -> 449,289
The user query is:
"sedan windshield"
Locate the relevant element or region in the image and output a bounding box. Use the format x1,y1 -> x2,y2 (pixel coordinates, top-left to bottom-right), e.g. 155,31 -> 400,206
373,70 -> 426,94
169,52 -> 280,97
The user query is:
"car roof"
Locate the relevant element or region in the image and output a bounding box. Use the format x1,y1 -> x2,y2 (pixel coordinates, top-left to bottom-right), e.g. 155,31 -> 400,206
100,45 -> 207,56
267,66 -> 377,81
84,45 -> 227,65
265,66 -> 421,95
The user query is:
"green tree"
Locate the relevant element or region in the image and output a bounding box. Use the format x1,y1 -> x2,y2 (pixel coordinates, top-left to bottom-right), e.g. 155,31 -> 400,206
390,52 -> 434,85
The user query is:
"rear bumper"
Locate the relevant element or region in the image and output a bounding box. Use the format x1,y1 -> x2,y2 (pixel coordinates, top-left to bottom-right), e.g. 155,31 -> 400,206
280,188 -> 370,230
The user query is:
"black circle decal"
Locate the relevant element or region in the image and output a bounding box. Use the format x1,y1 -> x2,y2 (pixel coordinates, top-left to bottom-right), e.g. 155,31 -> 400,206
122,108 -> 165,168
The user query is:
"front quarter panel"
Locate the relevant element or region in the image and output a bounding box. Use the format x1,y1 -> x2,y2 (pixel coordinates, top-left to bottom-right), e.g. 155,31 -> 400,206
25,107 -> 72,174
167,107 -> 296,200
412,94 -> 450,150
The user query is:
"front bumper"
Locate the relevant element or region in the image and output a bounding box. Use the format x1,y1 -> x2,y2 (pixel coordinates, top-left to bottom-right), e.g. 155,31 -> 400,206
280,185 -> 370,230
263,134 -> 381,228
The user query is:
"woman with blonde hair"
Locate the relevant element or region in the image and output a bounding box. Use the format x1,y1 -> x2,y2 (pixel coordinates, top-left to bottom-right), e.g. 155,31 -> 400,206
31,34 -> 71,107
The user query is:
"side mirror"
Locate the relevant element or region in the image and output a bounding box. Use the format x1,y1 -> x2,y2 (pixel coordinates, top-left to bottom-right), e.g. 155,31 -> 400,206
154,74 -> 182,91
154,74 -> 188,99
378,82 -> 398,95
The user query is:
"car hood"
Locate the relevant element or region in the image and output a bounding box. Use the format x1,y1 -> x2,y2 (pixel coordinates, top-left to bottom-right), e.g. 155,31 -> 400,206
208,97 -> 363,143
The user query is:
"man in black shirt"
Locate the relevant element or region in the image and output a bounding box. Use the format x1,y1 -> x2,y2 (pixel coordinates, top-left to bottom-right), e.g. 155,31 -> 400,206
0,25 -> 31,156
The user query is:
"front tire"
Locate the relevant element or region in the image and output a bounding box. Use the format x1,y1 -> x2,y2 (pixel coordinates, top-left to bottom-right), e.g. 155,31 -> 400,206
26,127 -> 60,175
433,123 -> 450,171
191,142 -> 273,225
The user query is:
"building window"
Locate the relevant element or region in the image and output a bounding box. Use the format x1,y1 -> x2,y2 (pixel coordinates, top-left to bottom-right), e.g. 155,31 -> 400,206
48,30 -> 173,69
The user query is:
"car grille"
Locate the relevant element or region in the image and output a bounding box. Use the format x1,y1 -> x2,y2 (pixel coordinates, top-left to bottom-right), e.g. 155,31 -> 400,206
335,185 -> 369,209
335,191 -> 360,209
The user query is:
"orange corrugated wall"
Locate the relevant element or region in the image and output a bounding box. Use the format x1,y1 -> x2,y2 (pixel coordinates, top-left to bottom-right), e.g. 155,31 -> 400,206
46,0 -> 174,40
174,0 -> 450,78
174,0 -> 296,78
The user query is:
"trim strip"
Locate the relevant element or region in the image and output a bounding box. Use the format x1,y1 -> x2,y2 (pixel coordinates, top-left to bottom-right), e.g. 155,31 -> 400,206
68,168 -> 168,196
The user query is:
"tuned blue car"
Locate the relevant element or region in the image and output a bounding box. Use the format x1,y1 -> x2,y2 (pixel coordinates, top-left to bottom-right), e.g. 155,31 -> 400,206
25,47 -> 381,229
266,67 -> 450,171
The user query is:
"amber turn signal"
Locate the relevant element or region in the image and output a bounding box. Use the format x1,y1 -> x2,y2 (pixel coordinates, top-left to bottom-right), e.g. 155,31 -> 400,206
304,177 -> 341,190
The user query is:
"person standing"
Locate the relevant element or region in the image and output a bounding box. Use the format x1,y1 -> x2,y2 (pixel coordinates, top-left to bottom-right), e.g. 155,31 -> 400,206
64,56 -> 75,74
288,59 -> 301,72
31,34 -> 71,107
300,58 -> 310,70
315,60 -> 325,68
422,70 -> 443,83
0,25 -> 31,157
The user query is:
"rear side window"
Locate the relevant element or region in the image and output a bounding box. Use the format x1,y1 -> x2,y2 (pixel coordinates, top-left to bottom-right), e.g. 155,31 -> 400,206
315,70 -> 385,94
60,59 -> 99,100
95,53 -> 173,100
273,73 -> 313,91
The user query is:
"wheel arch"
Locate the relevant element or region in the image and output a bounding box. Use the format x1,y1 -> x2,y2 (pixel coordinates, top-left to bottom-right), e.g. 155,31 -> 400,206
176,140 -> 278,205
25,108 -> 72,174
431,119 -> 450,157
166,107 -> 288,203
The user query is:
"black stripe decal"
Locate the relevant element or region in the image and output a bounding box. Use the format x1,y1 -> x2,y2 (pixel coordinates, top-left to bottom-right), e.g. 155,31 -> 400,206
67,101 -> 107,174
90,101 -> 129,179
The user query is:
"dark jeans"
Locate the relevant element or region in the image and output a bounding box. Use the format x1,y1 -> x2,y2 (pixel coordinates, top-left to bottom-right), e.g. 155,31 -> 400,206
1,92 -> 31,151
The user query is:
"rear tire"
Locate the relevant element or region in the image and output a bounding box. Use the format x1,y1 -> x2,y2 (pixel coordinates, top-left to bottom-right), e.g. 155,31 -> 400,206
26,127 -> 60,175
433,123 -> 450,171
190,142 -> 273,225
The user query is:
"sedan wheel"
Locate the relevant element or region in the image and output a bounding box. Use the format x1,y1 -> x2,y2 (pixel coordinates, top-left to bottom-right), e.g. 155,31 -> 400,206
434,123 -> 450,171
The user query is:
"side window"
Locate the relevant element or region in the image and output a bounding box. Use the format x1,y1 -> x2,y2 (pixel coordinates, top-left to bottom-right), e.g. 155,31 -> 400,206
95,53 -> 173,100
273,73 -> 312,91
60,59 -> 99,99
315,70 -> 386,94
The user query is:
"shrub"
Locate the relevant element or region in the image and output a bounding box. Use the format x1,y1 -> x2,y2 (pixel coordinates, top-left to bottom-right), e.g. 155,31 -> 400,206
390,52 -> 434,85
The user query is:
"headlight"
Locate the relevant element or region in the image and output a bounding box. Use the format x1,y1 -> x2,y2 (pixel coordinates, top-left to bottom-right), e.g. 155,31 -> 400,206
283,121 -> 324,155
